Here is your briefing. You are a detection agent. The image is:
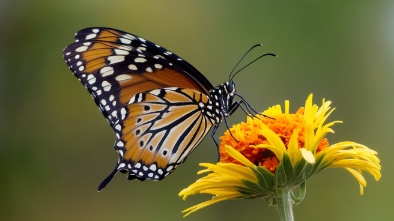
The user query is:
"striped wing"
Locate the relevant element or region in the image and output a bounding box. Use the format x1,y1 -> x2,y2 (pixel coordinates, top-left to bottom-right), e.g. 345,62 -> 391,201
98,88 -> 213,191
63,27 -> 214,127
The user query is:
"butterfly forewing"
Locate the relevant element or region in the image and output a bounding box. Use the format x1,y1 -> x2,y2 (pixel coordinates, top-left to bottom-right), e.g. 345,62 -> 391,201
63,27 -> 213,126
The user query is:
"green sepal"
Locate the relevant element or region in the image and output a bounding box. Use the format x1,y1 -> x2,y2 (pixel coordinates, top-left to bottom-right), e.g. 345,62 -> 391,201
292,158 -> 308,185
249,166 -> 274,190
305,154 -> 325,179
242,179 -> 265,192
236,186 -> 273,199
274,153 -> 294,187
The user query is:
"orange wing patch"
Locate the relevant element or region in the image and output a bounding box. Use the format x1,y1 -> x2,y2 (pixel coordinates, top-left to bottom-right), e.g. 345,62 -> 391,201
95,29 -> 121,42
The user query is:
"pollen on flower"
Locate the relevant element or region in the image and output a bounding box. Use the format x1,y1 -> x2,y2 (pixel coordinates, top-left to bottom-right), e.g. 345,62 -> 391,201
219,107 -> 329,173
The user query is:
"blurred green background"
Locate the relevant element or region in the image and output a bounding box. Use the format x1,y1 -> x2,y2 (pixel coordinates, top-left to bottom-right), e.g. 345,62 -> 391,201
1,1 -> 392,220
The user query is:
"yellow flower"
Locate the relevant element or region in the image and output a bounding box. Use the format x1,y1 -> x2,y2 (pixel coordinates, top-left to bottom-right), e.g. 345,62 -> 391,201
179,94 -> 381,217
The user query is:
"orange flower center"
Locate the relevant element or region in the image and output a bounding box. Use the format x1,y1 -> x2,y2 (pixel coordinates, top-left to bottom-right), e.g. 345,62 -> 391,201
219,108 -> 329,173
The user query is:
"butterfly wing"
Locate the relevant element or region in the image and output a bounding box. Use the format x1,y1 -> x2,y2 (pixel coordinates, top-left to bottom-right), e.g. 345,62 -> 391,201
63,27 -> 214,127
63,27 -> 216,190
98,87 -> 213,191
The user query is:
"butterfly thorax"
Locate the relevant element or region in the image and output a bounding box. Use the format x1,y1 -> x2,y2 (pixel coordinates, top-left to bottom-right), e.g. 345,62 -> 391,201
205,81 -> 236,124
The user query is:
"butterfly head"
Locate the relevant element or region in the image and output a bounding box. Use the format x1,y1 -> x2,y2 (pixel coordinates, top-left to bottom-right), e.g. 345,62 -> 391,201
225,80 -> 236,96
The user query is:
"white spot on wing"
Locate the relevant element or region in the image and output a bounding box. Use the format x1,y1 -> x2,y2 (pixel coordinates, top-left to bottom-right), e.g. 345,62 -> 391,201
119,38 -> 131,44
129,96 -> 136,104
166,165 -> 174,172
75,46 -> 88,52
102,81 -> 111,91
134,57 -> 147,63
100,66 -> 114,77
149,164 -> 157,171
128,64 -> 137,70
124,34 -> 136,40
85,33 -> 97,40
150,89 -> 161,96
118,45 -> 132,51
121,108 -> 126,116
118,163 -> 125,169
117,141 -> 124,147
87,74 -> 96,84
114,49 -> 129,55
108,56 -> 125,64
115,74 -> 132,81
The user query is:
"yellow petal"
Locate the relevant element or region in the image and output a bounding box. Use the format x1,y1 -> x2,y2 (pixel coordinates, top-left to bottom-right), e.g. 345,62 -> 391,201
300,148 -> 315,164
225,145 -> 255,167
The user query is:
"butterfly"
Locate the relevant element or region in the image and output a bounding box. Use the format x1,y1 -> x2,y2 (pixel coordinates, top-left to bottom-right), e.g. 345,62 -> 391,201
63,27 -> 275,191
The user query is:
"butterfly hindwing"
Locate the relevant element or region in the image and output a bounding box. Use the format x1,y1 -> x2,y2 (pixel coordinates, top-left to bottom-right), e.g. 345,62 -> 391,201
97,87 -> 213,190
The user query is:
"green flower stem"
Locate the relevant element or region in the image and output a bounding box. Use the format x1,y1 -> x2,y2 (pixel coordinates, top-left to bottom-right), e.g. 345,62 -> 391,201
275,188 -> 294,221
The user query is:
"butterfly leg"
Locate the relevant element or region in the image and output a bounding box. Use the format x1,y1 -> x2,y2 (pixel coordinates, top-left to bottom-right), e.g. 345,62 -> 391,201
233,93 -> 273,119
227,100 -> 254,118
211,124 -> 223,161
211,124 -> 220,147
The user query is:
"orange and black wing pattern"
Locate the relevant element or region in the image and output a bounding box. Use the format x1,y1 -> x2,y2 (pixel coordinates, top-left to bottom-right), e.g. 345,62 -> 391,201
63,27 -> 216,190
63,27 -> 214,127
98,88 -> 214,190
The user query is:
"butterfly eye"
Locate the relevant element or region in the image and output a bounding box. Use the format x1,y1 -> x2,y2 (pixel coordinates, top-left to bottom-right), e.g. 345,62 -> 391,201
226,81 -> 236,94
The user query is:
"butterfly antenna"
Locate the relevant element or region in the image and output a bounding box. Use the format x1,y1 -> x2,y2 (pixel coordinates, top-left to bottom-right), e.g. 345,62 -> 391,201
230,52 -> 277,80
228,44 -> 263,81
